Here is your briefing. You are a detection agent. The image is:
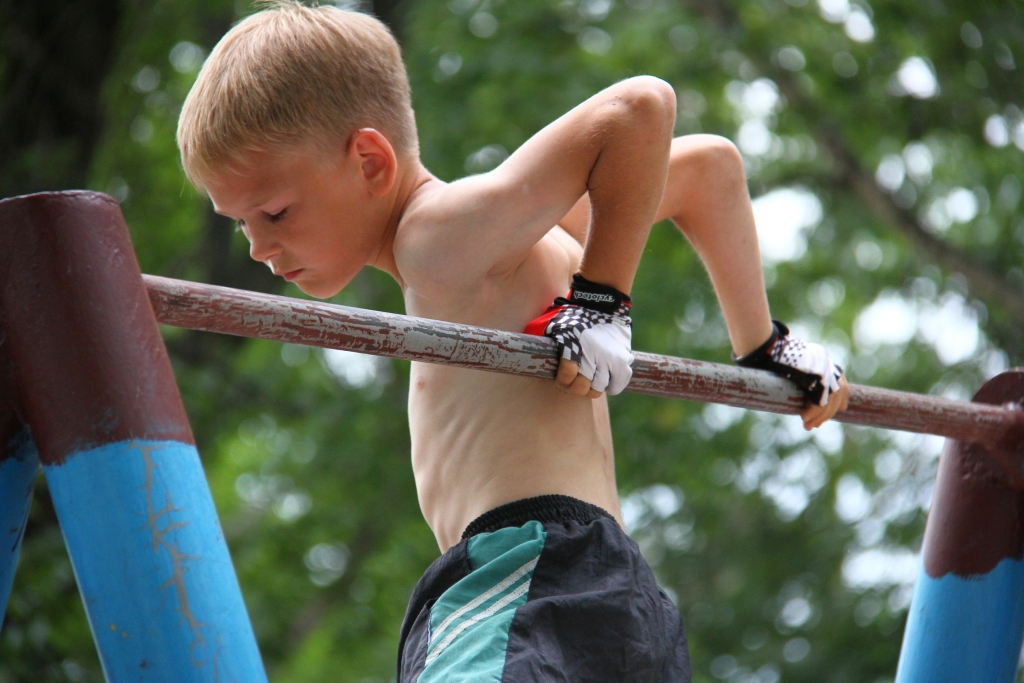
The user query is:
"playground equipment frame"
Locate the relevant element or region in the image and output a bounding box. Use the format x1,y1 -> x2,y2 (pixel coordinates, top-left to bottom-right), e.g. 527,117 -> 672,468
1,191 -> 1023,682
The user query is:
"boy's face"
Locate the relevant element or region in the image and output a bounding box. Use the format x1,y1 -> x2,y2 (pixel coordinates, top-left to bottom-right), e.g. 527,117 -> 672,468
204,144 -> 383,299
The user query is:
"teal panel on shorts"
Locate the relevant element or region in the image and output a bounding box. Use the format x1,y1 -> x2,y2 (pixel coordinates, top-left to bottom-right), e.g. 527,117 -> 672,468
418,521 -> 547,683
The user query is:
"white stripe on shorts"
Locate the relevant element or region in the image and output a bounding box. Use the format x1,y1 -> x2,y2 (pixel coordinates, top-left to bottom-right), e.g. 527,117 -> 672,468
430,556 -> 539,645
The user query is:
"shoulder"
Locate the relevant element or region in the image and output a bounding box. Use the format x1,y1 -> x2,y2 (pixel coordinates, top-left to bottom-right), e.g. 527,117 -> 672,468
390,147 -> 589,309
392,173 -> 505,297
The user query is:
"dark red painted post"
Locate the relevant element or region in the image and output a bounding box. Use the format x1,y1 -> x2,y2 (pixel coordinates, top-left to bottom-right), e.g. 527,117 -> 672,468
0,191 -> 266,681
896,370 -> 1024,682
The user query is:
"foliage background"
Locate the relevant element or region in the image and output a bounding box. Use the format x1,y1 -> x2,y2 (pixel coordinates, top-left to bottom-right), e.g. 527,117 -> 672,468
1,0 -> 1022,681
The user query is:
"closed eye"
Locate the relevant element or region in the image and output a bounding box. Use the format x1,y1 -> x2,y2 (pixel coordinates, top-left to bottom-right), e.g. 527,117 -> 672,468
235,219 -> 246,233
266,207 -> 289,223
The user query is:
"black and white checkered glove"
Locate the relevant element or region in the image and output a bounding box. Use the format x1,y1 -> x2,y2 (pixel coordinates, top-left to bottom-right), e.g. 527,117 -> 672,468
733,320 -> 843,407
524,274 -> 634,395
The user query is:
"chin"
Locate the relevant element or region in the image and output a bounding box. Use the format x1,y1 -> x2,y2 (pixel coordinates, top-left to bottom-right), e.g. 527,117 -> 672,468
296,278 -> 346,300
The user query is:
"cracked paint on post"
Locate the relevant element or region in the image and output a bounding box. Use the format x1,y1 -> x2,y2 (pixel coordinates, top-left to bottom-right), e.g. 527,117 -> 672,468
138,442 -> 218,674
0,428 -> 38,629
45,439 -> 264,682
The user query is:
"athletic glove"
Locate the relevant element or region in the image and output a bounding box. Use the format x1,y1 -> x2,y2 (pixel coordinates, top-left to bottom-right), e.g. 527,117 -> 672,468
524,273 -> 634,395
733,320 -> 843,407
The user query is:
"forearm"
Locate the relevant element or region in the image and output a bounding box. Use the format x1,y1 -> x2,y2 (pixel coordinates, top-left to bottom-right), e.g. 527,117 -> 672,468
660,136 -> 773,356
557,136 -> 773,355
680,215 -> 773,358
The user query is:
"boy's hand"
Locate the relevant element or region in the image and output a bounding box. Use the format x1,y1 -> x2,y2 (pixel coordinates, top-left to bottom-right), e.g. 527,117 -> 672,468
733,320 -> 849,429
801,373 -> 850,430
525,274 -> 634,397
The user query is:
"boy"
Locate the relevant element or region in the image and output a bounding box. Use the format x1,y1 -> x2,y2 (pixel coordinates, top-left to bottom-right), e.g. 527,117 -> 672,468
177,4 -> 848,682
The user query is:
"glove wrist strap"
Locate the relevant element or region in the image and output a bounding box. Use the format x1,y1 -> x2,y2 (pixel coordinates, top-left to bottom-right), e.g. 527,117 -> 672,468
732,320 -> 830,405
565,273 -> 632,316
732,320 -> 788,367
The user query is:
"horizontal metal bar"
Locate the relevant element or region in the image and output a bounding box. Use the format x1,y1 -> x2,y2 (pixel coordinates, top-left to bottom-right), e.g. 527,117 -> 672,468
144,275 -> 1023,445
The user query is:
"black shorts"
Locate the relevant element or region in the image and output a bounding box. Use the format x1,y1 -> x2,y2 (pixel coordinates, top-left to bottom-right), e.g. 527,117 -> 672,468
397,495 -> 690,682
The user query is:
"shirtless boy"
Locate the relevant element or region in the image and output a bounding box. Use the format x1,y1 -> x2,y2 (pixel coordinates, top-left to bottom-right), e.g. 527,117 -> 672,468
177,4 -> 849,682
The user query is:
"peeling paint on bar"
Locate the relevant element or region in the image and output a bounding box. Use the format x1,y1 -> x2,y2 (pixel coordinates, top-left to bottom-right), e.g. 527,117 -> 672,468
144,275 -> 1024,447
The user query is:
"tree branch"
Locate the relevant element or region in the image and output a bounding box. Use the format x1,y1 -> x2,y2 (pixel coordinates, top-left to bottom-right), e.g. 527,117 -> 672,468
820,129 -> 1024,323
680,0 -> 1024,331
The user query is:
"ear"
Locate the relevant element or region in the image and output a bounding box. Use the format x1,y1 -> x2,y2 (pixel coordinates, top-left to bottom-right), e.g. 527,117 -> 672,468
348,129 -> 398,197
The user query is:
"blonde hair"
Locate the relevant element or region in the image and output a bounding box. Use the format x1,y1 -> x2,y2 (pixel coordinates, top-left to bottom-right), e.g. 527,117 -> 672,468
177,1 -> 417,189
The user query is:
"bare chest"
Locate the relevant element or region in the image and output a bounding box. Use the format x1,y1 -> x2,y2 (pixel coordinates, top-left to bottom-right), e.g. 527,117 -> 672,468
401,227 -> 582,332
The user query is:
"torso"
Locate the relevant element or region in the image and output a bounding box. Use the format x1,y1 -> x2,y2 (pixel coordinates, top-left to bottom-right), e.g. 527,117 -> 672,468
396,191 -> 622,551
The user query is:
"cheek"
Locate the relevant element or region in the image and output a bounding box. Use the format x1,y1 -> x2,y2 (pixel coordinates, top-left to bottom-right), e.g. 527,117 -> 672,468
304,233 -> 363,281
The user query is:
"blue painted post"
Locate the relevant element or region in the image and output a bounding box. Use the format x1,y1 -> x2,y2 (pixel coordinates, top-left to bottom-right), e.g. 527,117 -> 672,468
0,341 -> 37,632
0,192 -> 268,681
896,370 -> 1024,683
0,428 -> 38,630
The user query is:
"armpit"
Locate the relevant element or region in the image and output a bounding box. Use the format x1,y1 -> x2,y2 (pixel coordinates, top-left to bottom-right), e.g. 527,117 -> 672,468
547,225 -> 585,274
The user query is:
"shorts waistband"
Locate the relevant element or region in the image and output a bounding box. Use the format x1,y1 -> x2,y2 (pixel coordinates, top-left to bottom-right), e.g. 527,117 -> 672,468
461,494 -> 614,540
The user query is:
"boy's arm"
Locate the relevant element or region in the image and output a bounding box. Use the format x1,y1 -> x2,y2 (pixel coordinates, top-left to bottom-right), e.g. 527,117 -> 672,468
560,136 -> 774,356
402,76 -> 675,295
560,135 -> 849,428
662,136 -> 848,427
660,135 -> 775,356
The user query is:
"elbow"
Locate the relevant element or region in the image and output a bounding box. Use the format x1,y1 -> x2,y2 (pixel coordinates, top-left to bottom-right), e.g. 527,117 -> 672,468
675,135 -> 749,191
612,76 -> 677,134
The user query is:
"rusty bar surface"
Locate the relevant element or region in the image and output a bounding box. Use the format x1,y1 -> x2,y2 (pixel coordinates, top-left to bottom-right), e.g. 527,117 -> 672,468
144,274 -> 1023,445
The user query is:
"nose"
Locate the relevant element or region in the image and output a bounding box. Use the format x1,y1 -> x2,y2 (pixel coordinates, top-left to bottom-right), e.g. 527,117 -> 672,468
247,230 -> 280,264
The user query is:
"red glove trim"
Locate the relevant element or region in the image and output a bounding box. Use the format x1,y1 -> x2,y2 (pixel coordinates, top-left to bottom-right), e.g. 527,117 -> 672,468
524,305 -> 565,336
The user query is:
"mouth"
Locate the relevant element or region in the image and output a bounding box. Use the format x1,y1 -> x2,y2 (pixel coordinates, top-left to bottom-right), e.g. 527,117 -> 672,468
280,268 -> 304,282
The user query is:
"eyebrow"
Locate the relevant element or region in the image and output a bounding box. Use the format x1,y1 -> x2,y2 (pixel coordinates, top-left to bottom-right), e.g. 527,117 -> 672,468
211,202 -> 260,218
212,194 -> 286,218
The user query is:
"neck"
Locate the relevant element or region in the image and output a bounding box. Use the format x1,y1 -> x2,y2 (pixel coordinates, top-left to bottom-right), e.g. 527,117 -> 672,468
368,157 -> 434,284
